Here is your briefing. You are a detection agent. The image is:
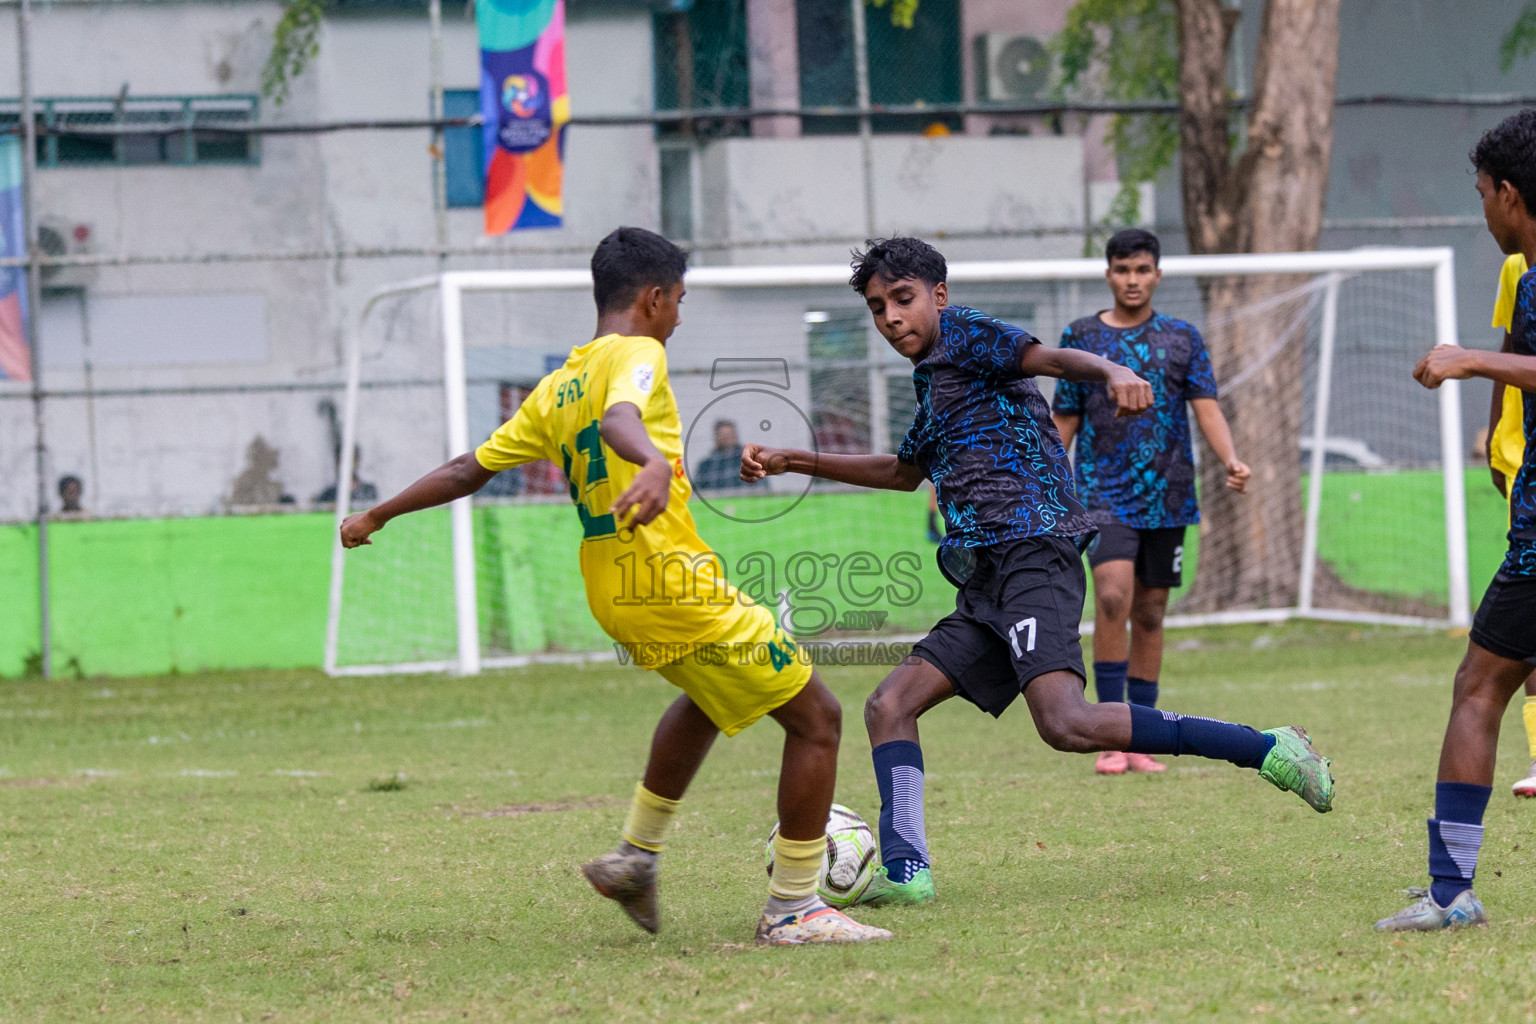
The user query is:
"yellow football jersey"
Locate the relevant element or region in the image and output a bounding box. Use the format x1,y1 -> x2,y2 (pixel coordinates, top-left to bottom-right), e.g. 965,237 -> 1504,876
475,333 -> 753,668
1491,253 -> 1531,487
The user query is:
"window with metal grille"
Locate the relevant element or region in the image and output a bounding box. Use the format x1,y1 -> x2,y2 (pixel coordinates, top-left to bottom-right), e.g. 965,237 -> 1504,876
797,0 -> 961,135
0,95 -> 260,168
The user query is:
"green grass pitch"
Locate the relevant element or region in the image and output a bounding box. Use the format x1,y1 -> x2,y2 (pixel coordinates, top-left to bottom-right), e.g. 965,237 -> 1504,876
5,622 -> 1536,1022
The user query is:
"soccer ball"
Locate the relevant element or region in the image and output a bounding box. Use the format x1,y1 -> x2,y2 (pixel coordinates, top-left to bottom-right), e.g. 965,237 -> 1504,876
763,803 -> 878,909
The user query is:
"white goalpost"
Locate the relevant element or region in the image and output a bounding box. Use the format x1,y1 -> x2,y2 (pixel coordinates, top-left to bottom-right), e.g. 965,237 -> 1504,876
325,247 -> 1469,677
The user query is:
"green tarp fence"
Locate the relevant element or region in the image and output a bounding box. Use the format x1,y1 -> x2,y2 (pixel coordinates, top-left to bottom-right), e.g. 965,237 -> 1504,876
0,471 -> 1512,679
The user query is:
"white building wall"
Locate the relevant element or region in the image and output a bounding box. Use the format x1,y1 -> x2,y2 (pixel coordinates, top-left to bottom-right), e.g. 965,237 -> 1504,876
698,134 -> 1086,264
0,1 -> 662,520
0,0 -> 1104,521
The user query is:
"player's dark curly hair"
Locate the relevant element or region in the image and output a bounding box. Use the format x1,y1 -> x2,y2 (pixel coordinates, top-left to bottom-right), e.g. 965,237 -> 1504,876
849,237 -> 948,295
1470,109 -> 1536,216
1105,227 -> 1160,265
591,226 -> 689,314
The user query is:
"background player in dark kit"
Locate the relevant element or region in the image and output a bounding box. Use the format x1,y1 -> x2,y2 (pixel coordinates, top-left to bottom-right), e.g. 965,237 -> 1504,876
1378,109 -> 1536,932
741,237 -> 1335,907
1052,228 -> 1251,776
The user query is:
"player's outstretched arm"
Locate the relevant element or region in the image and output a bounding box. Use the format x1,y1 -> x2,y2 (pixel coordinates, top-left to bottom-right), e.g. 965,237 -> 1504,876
1415,346 -> 1536,393
601,401 -> 673,528
740,445 -> 924,492
1021,346 -> 1152,417
1189,398 -> 1251,493
340,453 -> 497,548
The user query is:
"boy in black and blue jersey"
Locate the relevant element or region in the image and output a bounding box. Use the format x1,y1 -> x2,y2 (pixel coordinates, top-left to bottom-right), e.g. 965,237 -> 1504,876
1052,229 -> 1251,776
742,237 -> 1334,907
1378,109 -> 1536,932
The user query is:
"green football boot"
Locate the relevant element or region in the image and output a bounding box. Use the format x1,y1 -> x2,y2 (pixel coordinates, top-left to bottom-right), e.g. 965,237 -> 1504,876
857,865 -> 936,907
1258,725 -> 1335,813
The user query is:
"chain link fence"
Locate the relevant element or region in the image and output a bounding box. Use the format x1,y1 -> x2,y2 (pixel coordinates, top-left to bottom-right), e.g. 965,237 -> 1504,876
1,0 -> 1529,676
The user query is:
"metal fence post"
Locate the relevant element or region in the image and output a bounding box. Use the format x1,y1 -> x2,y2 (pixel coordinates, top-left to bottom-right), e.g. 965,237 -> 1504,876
18,0 -> 51,678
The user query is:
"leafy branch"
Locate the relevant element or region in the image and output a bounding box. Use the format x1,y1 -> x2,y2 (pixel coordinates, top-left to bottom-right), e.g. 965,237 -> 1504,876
866,0 -> 921,30
1501,1 -> 1536,72
1053,0 -> 1181,241
261,0 -> 327,107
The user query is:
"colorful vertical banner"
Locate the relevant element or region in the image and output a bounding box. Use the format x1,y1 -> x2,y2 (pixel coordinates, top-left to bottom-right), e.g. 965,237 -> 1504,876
0,136 -> 30,381
478,0 -> 568,235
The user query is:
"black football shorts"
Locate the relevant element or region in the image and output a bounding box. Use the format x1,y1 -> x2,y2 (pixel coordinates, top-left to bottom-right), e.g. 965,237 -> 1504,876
1086,520 -> 1187,589
913,535 -> 1088,718
1470,572 -> 1536,662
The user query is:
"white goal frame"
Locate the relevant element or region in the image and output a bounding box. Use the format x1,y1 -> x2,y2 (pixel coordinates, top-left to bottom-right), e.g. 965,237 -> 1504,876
324,247 -> 1469,677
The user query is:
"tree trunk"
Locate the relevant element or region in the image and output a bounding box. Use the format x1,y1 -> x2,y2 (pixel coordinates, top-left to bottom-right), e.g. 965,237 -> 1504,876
1173,0 -> 1341,613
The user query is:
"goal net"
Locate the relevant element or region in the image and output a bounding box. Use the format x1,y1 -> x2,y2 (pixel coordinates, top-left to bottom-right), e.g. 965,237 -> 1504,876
325,249 -> 1468,676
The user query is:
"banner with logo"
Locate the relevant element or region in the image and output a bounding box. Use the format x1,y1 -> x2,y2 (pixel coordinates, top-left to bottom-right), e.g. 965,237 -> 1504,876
478,0 -> 568,234
0,136 -> 29,381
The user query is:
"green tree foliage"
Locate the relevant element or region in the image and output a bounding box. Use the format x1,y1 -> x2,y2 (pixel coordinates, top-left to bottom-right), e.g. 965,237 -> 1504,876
1502,1 -> 1536,72
867,0 -> 921,30
1054,0 -> 1180,235
261,0 -> 327,106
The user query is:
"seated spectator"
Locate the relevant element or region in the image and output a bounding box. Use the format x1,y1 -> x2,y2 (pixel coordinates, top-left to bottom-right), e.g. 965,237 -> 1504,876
314,447 -> 379,507
57,474 -> 83,514
692,419 -> 761,491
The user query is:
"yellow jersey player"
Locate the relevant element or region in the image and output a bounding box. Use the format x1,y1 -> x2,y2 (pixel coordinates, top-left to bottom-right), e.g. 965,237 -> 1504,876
1489,251 -> 1536,797
340,227 -> 891,947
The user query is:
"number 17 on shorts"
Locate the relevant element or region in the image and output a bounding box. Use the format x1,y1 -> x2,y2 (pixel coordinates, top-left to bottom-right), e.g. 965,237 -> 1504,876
1008,617 -> 1037,659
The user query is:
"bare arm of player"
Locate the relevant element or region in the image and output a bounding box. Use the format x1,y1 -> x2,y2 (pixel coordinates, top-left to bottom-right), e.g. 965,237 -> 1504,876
600,401 -> 673,528
1189,398 -> 1251,494
740,446 -> 925,492
1415,346 -> 1536,393
1020,345 -> 1152,417
339,452 -> 497,548
1052,413 -> 1081,449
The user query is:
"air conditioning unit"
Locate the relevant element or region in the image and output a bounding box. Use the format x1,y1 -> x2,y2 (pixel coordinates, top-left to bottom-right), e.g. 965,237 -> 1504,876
975,33 -> 1050,103
36,218 -> 97,291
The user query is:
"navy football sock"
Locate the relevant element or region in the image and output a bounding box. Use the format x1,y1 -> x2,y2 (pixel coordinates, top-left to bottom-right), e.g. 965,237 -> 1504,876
1428,781 -> 1491,907
1093,660 -> 1128,705
872,740 -> 929,873
1126,676 -> 1159,708
1126,704 -> 1274,769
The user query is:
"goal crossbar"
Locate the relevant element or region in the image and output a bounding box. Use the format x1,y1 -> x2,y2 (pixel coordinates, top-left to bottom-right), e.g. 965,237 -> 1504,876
325,246 -> 1467,676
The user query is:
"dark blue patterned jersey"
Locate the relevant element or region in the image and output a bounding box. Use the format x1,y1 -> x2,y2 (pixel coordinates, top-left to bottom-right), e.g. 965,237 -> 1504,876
895,305 -> 1094,547
1051,312 -> 1219,529
1504,269 -> 1536,576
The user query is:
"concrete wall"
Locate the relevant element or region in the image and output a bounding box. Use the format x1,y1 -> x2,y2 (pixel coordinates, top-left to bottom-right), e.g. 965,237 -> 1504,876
0,0 -> 660,520
2,0 -> 1525,521
0,0 -> 1114,522
696,134 -> 1087,264
957,0 -> 1117,184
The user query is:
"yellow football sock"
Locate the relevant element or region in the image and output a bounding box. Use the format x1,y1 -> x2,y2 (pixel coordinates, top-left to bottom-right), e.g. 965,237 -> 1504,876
621,782 -> 681,853
769,833 -> 826,900
1523,697 -> 1536,761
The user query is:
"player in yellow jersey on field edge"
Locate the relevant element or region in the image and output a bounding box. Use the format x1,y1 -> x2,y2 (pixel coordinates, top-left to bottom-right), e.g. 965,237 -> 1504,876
340,227 -> 891,947
1488,251 -> 1536,798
